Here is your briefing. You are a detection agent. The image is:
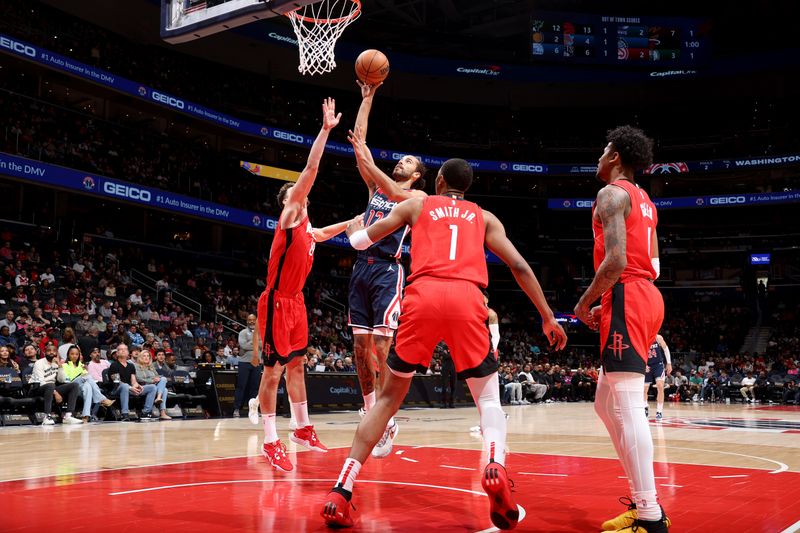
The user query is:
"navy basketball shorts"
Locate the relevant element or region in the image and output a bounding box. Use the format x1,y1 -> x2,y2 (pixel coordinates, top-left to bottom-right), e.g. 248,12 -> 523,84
348,258 -> 404,335
644,359 -> 666,384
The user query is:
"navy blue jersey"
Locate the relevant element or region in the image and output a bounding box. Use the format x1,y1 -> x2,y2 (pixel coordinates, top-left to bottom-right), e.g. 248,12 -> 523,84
647,340 -> 665,364
358,188 -> 410,260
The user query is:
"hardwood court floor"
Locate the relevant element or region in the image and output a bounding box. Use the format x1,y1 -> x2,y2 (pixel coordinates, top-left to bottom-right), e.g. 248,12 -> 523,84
2,401 -> 799,532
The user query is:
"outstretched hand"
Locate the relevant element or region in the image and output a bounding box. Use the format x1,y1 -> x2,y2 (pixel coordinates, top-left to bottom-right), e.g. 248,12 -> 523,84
542,317 -> 568,351
345,214 -> 366,238
357,79 -> 383,99
347,126 -> 371,163
322,97 -> 342,130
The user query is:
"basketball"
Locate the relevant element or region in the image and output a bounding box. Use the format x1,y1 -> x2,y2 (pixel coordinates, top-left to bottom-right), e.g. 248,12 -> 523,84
355,49 -> 390,85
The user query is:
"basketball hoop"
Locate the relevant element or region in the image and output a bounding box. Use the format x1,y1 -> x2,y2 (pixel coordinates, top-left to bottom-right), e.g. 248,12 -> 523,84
285,0 -> 361,76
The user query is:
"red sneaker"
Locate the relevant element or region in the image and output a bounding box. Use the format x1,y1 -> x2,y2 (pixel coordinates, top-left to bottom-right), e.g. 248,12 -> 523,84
262,440 -> 293,472
290,425 -> 329,452
481,462 -> 519,530
320,490 -> 354,527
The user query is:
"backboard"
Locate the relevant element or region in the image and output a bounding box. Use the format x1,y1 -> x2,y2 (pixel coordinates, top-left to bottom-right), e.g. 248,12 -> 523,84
160,0 -> 317,43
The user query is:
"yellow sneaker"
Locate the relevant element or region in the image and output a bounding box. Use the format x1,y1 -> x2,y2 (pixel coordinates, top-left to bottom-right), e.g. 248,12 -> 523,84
602,497 -> 637,531
609,506 -> 670,533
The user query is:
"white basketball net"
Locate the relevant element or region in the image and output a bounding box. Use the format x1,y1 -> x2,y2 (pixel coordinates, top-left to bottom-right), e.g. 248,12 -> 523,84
286,0 -> 361,76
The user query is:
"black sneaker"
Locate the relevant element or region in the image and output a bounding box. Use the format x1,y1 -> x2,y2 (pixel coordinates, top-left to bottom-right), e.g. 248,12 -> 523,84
644,406 -> 649,418
120,414 -> 131,422
616,508 -> 671,533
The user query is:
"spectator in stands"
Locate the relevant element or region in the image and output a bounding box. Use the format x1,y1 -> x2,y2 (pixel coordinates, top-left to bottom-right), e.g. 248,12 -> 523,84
40,267 -> 55,285
782,380 -> 799,405
86,347 -> 109,382
49,308 -> 65,331
0,345 -> 19,371
673,370 -> 689,400
201,351 -> 215,364
333,359 -> 346,372
572,368 -> 594,402
518,364 -> 547,402
59,345 -> 114,422
29,344 -> 82,425
0,310 -> 17,334
129,289 -> 143,306
342,357 -> 355,372
127,324 -> 145,346
740,371 -> 756,403
108,344 -> 156,421
0,326 -> 14,348
701,375 -> 722,402
688,369 -> 703,401
153,349 -> 173,378
58,327 -> 77,361
754,371 -> 773,403
77,327 -> 100,362
75,313 -> 92,336
232,314 -> 260,418
18,343 -> 38,371
134,349 -> 171,420
14,269 -> 29,287
502,368 -> 524,405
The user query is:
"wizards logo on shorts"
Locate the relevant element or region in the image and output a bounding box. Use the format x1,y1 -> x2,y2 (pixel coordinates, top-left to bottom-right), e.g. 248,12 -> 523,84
137,86 -> 147,97
82,176 -> 96,191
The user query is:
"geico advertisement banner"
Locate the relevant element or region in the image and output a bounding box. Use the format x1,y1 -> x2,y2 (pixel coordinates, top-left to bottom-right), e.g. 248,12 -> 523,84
548,191 -> 800,210
0,152 -> 504,263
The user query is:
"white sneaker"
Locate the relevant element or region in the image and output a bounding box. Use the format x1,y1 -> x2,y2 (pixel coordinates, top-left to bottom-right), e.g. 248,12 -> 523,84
371,421 -> 399,458
545,399 -> 554,404
63,415 -> 83,425
469,425 -> 482,433
510,400 -> 520,405
289,417 -> 297,431
42,416 -> 55,426
358,407 -> 367,418
247,398 -> 260,425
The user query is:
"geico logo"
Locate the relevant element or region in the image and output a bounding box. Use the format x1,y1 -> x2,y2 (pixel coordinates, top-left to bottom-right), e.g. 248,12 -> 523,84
151,91 -> 185,109
0,36 -> 36,57
102,182 -> 152,202
709,196 -> 745,205
511,164 -> 544,173
272,130 -> 305,143
265,219 -> 278,230
576,200 -> 593,208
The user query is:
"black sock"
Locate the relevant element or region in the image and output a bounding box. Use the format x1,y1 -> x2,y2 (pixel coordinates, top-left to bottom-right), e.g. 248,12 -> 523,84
332,486 -> 352,501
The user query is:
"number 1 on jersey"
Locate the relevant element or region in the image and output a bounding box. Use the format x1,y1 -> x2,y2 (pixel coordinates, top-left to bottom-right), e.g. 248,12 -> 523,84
448,224 -> 458,260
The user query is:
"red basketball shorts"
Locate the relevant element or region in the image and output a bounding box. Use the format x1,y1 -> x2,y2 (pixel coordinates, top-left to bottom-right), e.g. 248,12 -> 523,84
256,289 -> 308,367
389,278 -> 497,380
599,278 -> 664,374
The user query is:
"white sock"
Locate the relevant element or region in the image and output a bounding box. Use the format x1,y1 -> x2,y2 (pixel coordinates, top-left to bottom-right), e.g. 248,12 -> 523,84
596,371 -> 660,521
656,402 -> 664,413
335,458 -> 362,494
467,373 -> 507,466
363,391 -> 376,411
262,413 -> 278,444
291,401 -> 311,427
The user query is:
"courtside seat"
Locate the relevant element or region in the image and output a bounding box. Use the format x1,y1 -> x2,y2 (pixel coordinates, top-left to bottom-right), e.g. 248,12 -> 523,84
0,368 -> 35,425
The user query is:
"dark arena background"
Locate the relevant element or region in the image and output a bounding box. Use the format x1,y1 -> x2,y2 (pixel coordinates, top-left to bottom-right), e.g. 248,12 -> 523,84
0,0 -> 799,532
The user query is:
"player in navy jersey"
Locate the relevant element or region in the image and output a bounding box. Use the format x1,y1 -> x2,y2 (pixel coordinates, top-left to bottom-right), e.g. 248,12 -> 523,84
347,82 -> 428,458
644,334 -> 671,421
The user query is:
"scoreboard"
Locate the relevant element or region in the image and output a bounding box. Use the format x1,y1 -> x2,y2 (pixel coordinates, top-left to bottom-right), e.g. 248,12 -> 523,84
530,12 -> 710,66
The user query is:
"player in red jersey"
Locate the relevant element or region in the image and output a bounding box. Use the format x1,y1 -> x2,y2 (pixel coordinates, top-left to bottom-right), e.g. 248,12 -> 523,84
574,126 -> 670,533
320,153 -> 567,530
251,98 -> 352,473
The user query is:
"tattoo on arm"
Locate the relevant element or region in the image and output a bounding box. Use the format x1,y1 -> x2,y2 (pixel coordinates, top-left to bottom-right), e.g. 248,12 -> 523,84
580,186 -> 628,305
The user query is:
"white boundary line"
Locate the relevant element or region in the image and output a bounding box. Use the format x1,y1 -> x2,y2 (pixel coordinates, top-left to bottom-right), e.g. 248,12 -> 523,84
406,440 -> 791,474
780,519 -> 800,533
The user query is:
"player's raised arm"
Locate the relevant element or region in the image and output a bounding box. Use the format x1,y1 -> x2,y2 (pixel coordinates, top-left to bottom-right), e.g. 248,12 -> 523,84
352,81 -> 381,192
313,215 -> 364,243
573,185 -> 628,325
280,97 -> 341,229
346,197 -> 422,250
348,127 -> 426,202
482,209 -> 567,350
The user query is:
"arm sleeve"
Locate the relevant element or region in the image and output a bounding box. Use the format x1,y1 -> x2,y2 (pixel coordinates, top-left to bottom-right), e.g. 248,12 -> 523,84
489,323 -> 500,352
663,344 -> 671,365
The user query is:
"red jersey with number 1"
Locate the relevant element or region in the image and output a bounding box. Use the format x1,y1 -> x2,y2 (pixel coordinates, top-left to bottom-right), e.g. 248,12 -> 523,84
408,195 -> 487,287
592,179 -> 658,282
